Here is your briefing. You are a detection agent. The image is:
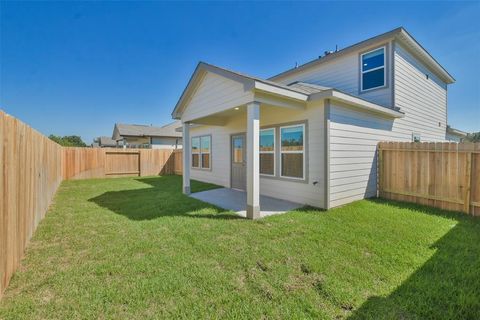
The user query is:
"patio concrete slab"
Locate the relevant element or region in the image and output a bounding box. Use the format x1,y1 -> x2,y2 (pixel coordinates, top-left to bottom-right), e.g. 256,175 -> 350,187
190,188 -> 302,218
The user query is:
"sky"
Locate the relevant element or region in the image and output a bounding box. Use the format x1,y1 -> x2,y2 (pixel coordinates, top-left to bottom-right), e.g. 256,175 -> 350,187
1,1 -> 479,144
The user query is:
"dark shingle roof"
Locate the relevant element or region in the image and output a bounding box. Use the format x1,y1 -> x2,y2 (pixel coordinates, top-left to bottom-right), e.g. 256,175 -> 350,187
99,136 -> 117,146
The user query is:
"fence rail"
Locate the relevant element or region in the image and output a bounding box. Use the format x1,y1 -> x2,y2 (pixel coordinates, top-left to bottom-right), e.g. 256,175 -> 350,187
378,142 -> 480,216
1,110 -> 183,298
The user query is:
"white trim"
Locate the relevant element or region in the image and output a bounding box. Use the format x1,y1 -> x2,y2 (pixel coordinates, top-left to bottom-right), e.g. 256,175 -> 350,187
191,135 -> 211,170
246,102 -> 260,219
309,89 -> 404,118
182,123 -> 191,194
200,136 -> 211,169
360,46 -> 386,92
253,81 -> 308,101
279,123 -> 306,180
259,127 -> 275,177
191,137 -> 200,169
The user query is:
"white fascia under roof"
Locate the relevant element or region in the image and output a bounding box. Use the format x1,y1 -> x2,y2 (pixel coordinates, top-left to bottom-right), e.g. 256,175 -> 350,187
253,81 -> 403,118
310,89 -> 404,118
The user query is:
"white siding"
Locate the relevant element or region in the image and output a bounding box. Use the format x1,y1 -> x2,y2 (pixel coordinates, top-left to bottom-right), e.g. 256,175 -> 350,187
274,42 -> 393,108
393,42 -> 447,141
326,41 -> 449,208
182,72 -> 254,122
189,102 -> 326,208
151,137 -> 181,149
124,137 -> 149,145
328,102 -> 402,208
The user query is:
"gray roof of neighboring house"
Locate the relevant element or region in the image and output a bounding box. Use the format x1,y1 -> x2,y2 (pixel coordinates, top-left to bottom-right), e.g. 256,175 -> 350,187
447,126 -> 468,137
98,136 -> 117,146
114,121 -> 182,138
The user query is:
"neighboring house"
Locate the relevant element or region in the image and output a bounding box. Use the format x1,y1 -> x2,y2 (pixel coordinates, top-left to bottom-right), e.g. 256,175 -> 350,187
446,125 -> 467,142
112,121 -> 182,149
172,27 -> 459,218
93,136 -> 118,148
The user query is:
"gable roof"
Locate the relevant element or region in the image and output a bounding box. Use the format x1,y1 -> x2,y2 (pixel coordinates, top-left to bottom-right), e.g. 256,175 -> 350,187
269,27 -> 455,84
114,121 -> 182,139
171,62 -> 311,119
172,62 -> 404,120
98,136 -> 117,146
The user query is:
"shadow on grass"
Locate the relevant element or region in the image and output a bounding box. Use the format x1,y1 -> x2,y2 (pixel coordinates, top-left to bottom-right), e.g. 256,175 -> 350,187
349,199 -> 480,319
88,175 -> 242,221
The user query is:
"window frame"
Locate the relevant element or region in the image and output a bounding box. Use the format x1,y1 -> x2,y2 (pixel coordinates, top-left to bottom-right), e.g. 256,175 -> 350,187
360,46 -> 386,92
259,128 -> 276,177
279,123 -> 306,180
191,135 -> 211,170
191,137 -> 200,169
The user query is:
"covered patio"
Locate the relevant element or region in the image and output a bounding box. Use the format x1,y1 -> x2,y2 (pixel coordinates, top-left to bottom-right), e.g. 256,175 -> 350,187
190,188 -> 302,218
173,63 -> 317,219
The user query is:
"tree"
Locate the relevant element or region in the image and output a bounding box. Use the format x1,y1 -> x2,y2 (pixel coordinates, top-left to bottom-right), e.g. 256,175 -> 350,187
466,132 -> 480,143
49,135 -> 87,147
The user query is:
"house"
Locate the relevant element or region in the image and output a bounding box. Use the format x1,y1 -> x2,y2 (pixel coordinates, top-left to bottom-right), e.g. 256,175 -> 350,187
112,121 -> 182,149
93,136 -> 117,148
172,27 -> 459,219
446,125 -> 467,142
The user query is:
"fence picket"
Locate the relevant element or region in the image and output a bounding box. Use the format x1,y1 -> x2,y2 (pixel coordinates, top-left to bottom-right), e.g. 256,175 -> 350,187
378,141 -> 480,215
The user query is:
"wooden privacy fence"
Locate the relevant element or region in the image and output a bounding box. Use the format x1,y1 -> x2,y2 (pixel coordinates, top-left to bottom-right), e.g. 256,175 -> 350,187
1,111 -> 63,297
1,110 -> 184,298
378,142 -> 480,216
173,149 -> 183,175
62,147 -> 182,180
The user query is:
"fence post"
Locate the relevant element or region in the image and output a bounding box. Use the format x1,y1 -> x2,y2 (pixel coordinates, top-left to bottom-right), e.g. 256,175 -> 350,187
464,152 -> 472,214
378,144 -> 383,197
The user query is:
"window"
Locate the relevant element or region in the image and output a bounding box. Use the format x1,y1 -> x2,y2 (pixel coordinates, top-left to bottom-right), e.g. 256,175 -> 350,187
361,47 -> 385,91
200,136 -> 211,169
280,124 -> 305,179
260,128 -> 275,175
412,133 -> 421,143
191,137 -> 200,168
191,135 -> 211,169
232,136 -> 244,164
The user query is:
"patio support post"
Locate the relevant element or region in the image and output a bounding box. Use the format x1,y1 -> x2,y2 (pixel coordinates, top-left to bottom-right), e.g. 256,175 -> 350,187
182,122 -> 191,194
246,101 -> 260,219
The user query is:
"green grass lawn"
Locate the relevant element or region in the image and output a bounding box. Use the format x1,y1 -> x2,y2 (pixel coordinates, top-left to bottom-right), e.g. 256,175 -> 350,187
1,176 -> 479,319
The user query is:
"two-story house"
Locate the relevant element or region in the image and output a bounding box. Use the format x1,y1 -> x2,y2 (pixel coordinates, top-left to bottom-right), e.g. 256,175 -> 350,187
171,27 -> 459,218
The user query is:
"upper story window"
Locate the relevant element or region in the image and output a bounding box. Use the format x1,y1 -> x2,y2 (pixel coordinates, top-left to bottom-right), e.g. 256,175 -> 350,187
361,47 -> 385,91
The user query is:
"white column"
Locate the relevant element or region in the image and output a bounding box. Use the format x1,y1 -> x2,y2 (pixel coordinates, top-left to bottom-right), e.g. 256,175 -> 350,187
246,102 -> 260,219
182,122 -> 191,194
